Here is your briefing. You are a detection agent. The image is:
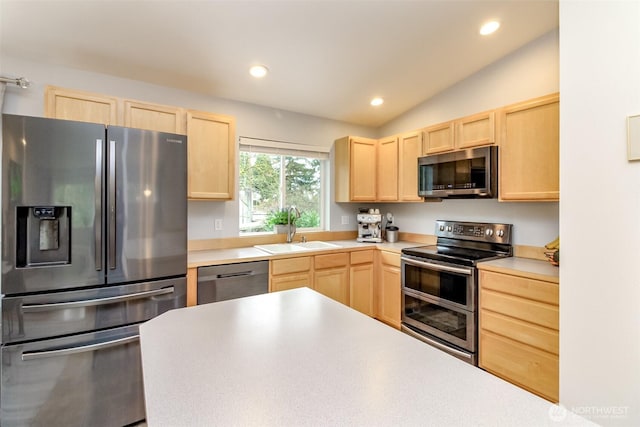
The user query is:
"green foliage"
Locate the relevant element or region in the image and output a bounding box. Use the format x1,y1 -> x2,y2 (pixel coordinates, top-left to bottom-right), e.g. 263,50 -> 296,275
265,209 -> 297,226
239,151 -> 322,233
297,210 -> 320,228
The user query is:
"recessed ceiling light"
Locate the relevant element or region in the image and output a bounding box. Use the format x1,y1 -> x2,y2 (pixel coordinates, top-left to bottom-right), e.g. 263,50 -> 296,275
480,21 -> 500,36
249,65 -> 268,78
370,97 -> 384,107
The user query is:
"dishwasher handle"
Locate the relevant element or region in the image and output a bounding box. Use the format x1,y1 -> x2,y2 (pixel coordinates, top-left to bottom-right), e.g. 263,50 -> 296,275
215,271 -> 255,279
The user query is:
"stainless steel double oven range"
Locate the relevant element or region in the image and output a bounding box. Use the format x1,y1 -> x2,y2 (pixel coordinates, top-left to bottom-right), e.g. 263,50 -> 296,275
401,220 -> 513,365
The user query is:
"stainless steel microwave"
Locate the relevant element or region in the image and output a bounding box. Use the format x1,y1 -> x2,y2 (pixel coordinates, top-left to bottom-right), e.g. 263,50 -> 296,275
418,146 -> 497,198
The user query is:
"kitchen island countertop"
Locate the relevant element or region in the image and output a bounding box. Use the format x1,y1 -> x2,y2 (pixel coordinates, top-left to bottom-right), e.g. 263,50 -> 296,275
140,288 -> 592,426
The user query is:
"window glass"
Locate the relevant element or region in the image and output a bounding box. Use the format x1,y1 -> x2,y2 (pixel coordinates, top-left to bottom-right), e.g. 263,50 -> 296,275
239,150 -> 325,234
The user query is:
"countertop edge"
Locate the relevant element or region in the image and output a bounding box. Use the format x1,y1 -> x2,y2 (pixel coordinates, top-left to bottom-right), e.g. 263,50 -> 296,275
478,257 -> 559,283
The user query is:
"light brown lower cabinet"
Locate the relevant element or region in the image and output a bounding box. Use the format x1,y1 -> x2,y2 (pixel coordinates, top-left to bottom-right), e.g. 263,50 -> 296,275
479,269 -> 559,402
349,250 -> 375,316
269,257 -> 312,292
376,251 -> 401,328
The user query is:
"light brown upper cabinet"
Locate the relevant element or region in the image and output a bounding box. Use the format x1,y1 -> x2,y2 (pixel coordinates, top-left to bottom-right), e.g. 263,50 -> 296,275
499,93 -> 559,201
398,131 -> 423,201
376,136 -> 399,201
186,110 -> 236,200
124,100 -> 185,134
336,132 -> 424,203
423,122 -> 455,154
45,86 -> 119,125
457,111 -> 496,149
423,111 -> 496,155
335,136 -> 378,202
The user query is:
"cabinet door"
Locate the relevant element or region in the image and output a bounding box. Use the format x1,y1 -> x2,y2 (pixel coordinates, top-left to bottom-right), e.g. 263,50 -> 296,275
314,267 -> 349,305
499,94 -> 559,201
186,110 -> 236,200
124,100 -> 185,134
45,86 -> 119,125
423,122 -> 454,154
350,263 -> 374,316
480,331 -> 558,402
349,137 -> 377,201
377,252 -> 401,328
271,272 -> 312,292
376,136 -> 398,201
456,111 -> 495,149
398,131 -> 423,201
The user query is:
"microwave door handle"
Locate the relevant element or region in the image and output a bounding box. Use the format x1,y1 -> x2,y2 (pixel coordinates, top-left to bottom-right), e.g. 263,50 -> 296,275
21,287 -> 175,313
401,256 -> 473,276
21,335 -> 139,361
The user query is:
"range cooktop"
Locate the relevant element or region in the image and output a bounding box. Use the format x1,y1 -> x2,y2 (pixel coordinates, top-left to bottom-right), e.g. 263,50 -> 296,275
401,220 -> 513,267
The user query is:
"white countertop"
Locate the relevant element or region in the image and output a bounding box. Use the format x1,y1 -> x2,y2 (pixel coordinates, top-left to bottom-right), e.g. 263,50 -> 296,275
140,288 -> 593,426
187,240 -> 421,268
479,256 -> 559,282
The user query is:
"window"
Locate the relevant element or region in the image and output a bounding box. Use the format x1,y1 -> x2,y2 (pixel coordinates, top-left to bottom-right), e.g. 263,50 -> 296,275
239,137 -> 329,235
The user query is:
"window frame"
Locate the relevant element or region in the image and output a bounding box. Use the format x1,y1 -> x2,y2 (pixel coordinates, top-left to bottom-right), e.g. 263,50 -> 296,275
238,137 -> 330,236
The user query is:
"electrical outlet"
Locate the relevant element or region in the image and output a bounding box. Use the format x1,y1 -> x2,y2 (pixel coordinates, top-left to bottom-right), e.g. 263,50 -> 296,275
341,215 -> 350,225
214,219 -> 223,230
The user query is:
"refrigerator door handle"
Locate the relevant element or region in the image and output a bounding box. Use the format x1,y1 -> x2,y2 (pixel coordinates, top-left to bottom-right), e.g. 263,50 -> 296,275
108,140 -> 117,270
21,335 -> 140,361
21,287 -> 175,313
95,139 -> 103,271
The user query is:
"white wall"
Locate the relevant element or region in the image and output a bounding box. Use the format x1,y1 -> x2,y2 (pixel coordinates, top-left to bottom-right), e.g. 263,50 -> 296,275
560,2 -> 640,426
0,56 -> 375,239
1,28 -> 559,246
368,29 -> 560,247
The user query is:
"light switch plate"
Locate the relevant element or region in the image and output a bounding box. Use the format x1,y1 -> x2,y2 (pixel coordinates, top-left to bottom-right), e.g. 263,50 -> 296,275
627,114 -> 640,160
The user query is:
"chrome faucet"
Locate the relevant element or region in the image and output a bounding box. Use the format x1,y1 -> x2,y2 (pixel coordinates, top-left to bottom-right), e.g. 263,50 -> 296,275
286,206 -> 300,243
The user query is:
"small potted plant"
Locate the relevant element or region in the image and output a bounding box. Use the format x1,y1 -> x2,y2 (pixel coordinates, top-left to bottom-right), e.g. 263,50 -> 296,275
266,209 -> 297,235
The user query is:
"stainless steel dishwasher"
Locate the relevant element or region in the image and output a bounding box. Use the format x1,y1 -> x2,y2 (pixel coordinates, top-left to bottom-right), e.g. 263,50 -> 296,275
197,261 -> 269,304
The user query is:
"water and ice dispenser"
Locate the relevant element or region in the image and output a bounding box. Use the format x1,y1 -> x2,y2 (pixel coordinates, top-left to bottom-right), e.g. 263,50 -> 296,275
16,206 -> 71,267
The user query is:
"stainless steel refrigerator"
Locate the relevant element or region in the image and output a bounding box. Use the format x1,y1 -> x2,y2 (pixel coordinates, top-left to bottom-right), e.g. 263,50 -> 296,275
1,114 -> 188,426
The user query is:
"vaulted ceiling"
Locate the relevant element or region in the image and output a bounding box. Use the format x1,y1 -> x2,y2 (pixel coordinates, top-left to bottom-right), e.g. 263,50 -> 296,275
1,0 -> 559,127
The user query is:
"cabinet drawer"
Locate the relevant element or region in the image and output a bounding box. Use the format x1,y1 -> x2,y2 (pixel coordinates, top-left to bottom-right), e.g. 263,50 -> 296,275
480,310 -> 558,355
350,250 -> 374,265
315,252 -> 348,270
270,273 -> 312,293
480,289 -> 558,330
379,251 -> 400,267
271,257 -> 311,275
480,271 -> 558,305
480,331 -> 558,402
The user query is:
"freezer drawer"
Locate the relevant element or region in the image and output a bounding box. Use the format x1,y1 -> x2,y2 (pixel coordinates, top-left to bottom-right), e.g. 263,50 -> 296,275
197,261 -> 269,304
2,277 -> 186,344
1,324 -> 144,427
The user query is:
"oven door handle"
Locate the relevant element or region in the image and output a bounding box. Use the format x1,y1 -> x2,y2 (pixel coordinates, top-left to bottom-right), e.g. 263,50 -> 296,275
401,256 -> 473,276
401,325 -> 473,362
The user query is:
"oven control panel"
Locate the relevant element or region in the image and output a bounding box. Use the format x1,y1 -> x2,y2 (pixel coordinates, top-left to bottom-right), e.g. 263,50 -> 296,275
435,220 -> 512,244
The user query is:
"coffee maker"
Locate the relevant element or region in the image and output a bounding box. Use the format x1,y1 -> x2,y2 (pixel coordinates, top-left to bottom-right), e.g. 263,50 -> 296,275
357,210 -> 382,243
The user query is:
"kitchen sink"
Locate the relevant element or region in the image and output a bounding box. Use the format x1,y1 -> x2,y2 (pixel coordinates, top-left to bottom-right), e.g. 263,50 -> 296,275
254,241 -> 340,254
